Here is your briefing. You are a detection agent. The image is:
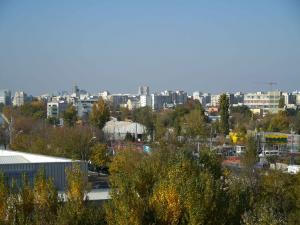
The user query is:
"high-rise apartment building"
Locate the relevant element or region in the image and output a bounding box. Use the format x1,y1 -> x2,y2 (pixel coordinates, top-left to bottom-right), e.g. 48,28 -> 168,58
12,91 -> 27,106
0,89 -> 11,105
138,86 -> 150,96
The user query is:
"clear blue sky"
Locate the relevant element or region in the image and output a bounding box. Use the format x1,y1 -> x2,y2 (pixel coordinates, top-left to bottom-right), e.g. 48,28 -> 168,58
0,0 -> 299,95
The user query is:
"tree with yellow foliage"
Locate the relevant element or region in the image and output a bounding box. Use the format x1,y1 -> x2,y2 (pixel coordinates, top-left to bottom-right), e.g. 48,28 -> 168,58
0,173 -> 8,223
33,170 -> 58,225
89,98 -> 110,130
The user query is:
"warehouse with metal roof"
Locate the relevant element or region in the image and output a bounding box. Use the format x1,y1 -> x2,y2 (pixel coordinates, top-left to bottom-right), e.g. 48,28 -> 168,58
0,149 -> 87,190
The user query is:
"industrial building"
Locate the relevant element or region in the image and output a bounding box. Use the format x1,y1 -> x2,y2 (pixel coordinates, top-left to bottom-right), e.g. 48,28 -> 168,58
0,149 -> 87,190
103,118 -> 147,141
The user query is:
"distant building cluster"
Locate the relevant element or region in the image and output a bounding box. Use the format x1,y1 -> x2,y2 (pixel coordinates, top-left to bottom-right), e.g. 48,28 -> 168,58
2,86 -> 300,119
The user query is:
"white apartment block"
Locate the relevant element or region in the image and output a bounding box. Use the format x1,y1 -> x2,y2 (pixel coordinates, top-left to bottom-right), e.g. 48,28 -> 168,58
47,100 -> 68,118
13,91 -> 27,106
140,95 -> 152,108
210,94 -> 220,107
244,91 -> 281,114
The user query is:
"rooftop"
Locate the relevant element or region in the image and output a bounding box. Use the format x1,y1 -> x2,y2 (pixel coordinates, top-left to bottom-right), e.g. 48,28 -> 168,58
0,149 -> 73,164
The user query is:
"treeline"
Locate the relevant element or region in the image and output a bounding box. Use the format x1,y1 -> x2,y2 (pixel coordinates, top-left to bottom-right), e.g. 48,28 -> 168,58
1,145 -> 299,225
0,166 -> 106,225
105,146 -> 300,225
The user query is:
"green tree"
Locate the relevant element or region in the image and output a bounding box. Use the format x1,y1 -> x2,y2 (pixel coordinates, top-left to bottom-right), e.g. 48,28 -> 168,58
0,173 -> 8,223
89,99 -> 110,130
19,100 -> 47,119
242,135 -> 258,168
182,108 -> 207,140
132,107 -> 155,139
63,105 -> 77,127
278,96 -> 285,108
119,107 -> 131,121
219,94 -> 230,135
268,111 -> 290,132
90,144 -> 110,168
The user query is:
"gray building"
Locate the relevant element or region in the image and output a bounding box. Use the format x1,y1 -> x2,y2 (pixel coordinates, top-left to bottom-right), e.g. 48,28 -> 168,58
74,98 -> 98,118
47,100 -> 68,118
138,86 -> 150,96
0,150 -> 87,190
0,89 -> 11,105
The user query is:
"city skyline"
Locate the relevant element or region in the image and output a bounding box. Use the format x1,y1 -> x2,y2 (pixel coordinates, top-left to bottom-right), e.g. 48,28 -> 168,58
1,0 -> 300,95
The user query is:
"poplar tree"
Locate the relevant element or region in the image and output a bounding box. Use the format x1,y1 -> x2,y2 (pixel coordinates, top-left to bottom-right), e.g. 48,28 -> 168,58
219,94 -> 230,135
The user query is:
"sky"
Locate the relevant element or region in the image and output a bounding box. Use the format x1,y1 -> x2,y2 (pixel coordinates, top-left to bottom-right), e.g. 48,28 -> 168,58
0,0 -> 300,95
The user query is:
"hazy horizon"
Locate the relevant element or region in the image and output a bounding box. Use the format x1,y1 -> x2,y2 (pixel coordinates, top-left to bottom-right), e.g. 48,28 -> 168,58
1,0 -> 300,95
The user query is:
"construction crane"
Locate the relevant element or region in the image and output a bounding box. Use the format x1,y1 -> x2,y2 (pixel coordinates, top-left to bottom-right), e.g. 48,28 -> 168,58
254,81 -> 278,91
266,82 -> 277,92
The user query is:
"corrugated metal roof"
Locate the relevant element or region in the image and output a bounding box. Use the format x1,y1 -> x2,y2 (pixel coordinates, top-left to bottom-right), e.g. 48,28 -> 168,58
0,149 -> 74,163
0,155 -> 30,164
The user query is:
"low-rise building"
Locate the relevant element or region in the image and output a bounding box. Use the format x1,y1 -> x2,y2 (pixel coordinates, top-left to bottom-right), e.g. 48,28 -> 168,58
0,149 -> 87,190
257,132 -> 300,157
103,118 -> 147,141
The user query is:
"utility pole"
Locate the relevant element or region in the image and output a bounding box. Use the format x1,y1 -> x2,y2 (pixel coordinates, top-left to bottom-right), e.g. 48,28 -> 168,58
9,115 -> 13,146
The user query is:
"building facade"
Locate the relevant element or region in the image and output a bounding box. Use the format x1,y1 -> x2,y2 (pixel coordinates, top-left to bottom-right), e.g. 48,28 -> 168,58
244,91 -> 281,114
47,100 -> 68,118
13,91 -> 27,106
0,89 -> 11,105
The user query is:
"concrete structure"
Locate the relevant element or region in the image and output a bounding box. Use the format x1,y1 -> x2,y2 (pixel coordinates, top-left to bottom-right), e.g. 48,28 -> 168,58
103,118 -> 147,141
282,92 -> 295,106
257,132 -> 300,156
140,95 -> 152,107
74,97 -> 98,118
0,149 -> 87,190
0,89 -> 11,105
233,92 -> 244,105
99,91 -> 110,101
47,100 -> 68,118
12,91 -> 27,106
244,91 -> 281,114
107,94 -> 129,110
210,94 -> 220,107
126,98 -> 140,110
138,86 -> 150,96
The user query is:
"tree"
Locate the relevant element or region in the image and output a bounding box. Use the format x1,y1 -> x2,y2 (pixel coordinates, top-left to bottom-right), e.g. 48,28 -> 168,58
268,111 -> 290,132
90,144 -> 110,168
219,94 -> 230,135
119,107 -> 131,121
242,135 -> 258,168
19,174 -> 35,224
278,96 -> 285,108
63,105 -> 77,127
19,100 -> 47,119
46,117 -> 60,126
57,164 -> 87,225
89,99 -> 110,130
182,108 -> 207,141
0,173 -> 8,223
0,103 -> 4,113
132,107 -> 155,139
33,170 -> 58,225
